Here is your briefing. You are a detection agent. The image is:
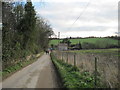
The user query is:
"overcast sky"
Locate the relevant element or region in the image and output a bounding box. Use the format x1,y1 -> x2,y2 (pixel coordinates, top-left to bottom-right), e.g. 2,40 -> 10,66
31,0 -> 119,38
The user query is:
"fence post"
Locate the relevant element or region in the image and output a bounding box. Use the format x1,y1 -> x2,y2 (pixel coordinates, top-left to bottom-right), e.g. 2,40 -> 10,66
62,52 -> 63,61
57,52 -> 59,59
74,53 -> 76,66
67,52 -> 68,64
94,57 -> 97,88
56,53 -> 58,59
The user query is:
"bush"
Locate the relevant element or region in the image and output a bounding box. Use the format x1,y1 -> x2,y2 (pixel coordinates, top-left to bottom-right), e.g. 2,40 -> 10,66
82,42 -> 96,49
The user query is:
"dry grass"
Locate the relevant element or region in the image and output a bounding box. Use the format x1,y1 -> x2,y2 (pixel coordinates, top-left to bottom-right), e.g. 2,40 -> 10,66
54,49 -> 119,88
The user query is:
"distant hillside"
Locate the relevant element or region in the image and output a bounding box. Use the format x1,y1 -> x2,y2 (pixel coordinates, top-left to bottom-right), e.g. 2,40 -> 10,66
49,37 -> 119,49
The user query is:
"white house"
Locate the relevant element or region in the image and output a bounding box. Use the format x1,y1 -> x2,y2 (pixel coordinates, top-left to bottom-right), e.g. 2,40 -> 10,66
58,43 -> 68,51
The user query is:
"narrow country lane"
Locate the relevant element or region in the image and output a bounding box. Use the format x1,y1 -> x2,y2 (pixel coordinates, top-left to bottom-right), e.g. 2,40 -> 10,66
2,54 -> 60,88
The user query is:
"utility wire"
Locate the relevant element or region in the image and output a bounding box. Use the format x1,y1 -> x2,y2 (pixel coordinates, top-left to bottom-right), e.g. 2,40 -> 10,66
68,0 -> 91,30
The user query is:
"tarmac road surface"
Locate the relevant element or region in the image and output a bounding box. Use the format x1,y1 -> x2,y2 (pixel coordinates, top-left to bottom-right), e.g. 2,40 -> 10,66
2,54 -> 60,88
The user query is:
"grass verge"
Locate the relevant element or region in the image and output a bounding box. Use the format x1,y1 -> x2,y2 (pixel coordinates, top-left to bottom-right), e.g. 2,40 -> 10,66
2,52 -> 44,80
50,53 -> 101,89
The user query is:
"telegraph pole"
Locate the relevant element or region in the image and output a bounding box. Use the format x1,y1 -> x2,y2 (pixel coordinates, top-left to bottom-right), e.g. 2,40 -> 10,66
58,32 -> 60,43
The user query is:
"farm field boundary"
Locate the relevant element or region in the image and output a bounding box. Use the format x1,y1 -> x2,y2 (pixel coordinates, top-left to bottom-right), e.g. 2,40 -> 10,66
52,49 -> 119,88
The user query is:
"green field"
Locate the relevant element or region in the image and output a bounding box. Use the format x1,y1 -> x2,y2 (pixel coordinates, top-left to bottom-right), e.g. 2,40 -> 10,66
50,38 -> 118,45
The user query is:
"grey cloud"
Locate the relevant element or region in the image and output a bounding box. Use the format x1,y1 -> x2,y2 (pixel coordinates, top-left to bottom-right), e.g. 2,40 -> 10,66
34,0 -> 118,37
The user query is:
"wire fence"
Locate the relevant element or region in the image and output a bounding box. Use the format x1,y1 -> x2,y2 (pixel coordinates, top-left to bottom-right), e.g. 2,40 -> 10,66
52,51 -> 119,88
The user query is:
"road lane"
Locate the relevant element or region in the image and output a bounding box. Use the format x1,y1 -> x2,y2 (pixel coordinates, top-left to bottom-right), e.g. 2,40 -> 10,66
2,54 -> 60,88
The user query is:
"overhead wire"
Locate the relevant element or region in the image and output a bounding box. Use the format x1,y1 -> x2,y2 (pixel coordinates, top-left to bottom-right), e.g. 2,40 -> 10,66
68,0 -> 92,31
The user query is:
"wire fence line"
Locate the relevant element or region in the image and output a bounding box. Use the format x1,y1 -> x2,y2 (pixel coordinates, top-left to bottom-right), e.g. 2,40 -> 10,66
52,51 -> 119,88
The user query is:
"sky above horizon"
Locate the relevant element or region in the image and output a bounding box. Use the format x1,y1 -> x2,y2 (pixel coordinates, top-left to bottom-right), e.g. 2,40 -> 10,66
32,0 -> 118,38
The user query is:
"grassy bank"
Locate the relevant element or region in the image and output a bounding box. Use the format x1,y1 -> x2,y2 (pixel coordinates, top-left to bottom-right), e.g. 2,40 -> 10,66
54,48 -> 119,88
1,52 -> 44,80
50,53 -> 101,89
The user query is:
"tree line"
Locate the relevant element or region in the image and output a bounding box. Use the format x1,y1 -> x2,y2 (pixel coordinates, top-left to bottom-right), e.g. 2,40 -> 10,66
2,1 -> 53,69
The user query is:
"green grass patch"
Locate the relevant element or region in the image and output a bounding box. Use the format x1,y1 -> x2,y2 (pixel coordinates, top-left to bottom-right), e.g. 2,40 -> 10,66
51,53 -> 101,88
49,39 -> 62,45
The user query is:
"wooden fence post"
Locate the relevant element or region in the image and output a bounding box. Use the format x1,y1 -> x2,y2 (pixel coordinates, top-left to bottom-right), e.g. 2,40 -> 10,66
95,57 -> 97,88
62,52 -> 63,61
56,53 -> 58,59
74,53 -> 76,66
67,52 -> 68,64
57,52 -> 58,59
